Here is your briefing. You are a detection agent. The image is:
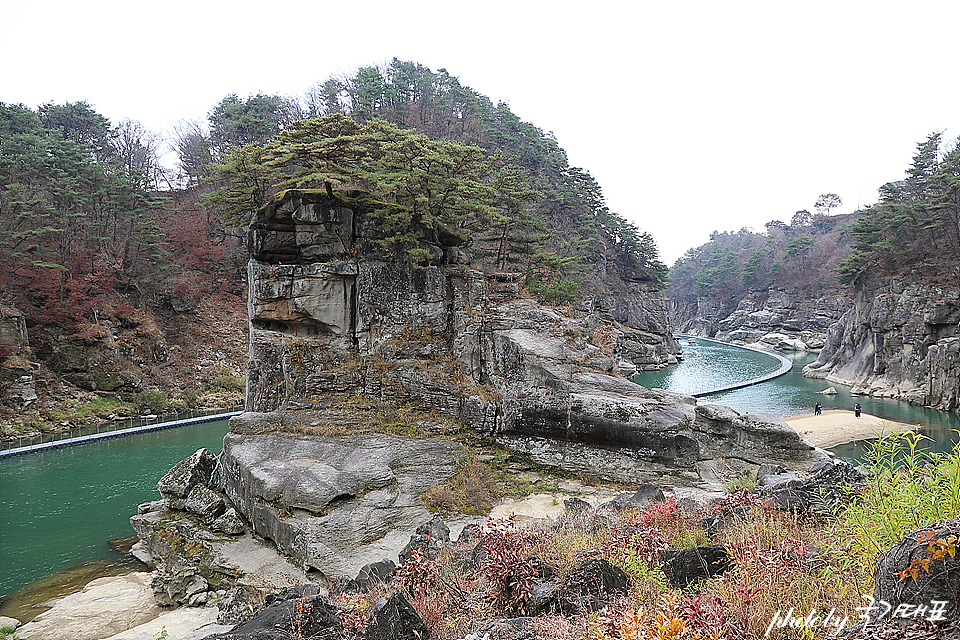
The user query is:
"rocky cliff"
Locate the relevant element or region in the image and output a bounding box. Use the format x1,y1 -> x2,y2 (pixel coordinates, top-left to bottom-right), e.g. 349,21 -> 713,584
672,286 -> 850,352
804,280 -> 960,412
241,189 -> 822,481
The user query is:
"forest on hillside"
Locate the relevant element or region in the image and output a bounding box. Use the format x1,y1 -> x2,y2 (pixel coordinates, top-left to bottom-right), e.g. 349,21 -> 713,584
0,59 -> 669,430
668,131 -> 960,304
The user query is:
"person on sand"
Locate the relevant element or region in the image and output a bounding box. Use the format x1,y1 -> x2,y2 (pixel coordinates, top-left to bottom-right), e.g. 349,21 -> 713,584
814,402 -> 822,416
855,403 -> 862,418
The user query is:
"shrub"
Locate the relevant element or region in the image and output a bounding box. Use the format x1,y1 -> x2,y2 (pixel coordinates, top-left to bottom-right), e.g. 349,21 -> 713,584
531,278 -> 578,304
213,374 -> 245,392
827,429 -> 960,584
132,389 -> 167,415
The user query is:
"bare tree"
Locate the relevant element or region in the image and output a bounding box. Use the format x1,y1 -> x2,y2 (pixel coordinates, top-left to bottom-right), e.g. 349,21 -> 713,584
814,193 -> 842,217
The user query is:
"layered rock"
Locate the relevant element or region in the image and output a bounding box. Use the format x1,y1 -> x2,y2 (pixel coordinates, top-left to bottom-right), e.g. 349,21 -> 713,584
220,423 -> 466,577
241,190 -> 823,486
804,280 -> 959,412
0,304 -> 37,411
673,287 -> 849,351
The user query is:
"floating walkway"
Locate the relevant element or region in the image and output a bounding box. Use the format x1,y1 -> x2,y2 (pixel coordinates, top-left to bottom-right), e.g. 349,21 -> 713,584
0,411 -> 242,459
674,334 -> 793,397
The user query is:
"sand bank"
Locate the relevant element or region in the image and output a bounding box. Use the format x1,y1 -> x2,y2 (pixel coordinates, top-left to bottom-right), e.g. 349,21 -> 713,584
784,409 -> 917,448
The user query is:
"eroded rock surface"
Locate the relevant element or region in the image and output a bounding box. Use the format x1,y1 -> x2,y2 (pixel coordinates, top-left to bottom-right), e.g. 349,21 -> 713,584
672,286 -> 850,352
805,281 -> 959,412
221,429 -> 464,577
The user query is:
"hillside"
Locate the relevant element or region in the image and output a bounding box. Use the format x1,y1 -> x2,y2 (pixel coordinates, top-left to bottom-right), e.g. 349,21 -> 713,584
667,208 -> 855,349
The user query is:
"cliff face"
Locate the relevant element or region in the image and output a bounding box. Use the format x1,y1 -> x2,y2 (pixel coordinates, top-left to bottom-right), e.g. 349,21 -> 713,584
243,190 -> 821,480
245,189 -> 682,417
804,280 -> 960,412
210,188 -> 829,578
672,287 -> 850,352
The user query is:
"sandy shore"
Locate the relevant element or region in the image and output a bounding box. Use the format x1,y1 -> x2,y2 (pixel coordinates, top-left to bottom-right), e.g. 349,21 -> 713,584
784,409 -> 917,448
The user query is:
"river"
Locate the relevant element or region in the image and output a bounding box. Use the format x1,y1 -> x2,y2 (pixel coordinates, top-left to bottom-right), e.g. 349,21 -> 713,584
633,338 -> 960,459
0,418 -> 230,617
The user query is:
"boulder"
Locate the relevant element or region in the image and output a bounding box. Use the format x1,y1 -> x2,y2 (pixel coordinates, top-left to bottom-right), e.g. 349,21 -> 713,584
210,507 -> 246,535
660,545 -> 733,589
207,585 -> 338,640
558,558 -> 629,612
873,517 -> 960,623
220,432 -> 463,578
758,472 -> 803,493
364,592 -> 430,640
157,448 -> 218,499
184,484 -> 226,522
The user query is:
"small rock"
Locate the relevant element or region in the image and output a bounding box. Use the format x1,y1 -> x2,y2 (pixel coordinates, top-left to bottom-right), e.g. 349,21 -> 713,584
0,616 -> 21,630
364,592 -> 430,640
758,472 -> 804,493
138,499 -> 168,514
563,497 -> 593,513
415,515 -> 451,543
212,590 -> 339,639
660,545 -> 732,589
597,484 -> 664,513
210,507 -> 245,535
356,560 -> 397,592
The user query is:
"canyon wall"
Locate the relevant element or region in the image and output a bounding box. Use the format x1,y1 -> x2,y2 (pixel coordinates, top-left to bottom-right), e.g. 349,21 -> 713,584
804,280 -> 960,412
672,287 -> 850,352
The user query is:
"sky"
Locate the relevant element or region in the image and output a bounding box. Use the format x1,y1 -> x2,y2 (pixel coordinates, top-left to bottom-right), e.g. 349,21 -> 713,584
2,0 -> 959,265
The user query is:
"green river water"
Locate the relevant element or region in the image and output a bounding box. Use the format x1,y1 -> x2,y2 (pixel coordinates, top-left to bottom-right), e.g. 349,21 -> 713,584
0,419 -> 230,619
634,338 -> 960,459
2,340 -> 959,621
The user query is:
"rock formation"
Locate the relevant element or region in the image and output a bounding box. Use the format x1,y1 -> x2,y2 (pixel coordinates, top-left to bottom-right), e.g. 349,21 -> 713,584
242,189 -> 822,479
0,303 -> 37,412
672,286 -> 849,352
804,280 -> 959,412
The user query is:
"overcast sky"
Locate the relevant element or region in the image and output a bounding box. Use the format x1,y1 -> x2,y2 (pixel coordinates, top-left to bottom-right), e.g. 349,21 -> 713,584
2,0 -> 958,265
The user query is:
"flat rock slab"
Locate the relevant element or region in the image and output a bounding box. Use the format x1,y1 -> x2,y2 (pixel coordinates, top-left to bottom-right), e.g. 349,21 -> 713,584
205,533 -> 308,591
221,432 -> 466,577
101,606 -> 231,640
17,572 -> 163,640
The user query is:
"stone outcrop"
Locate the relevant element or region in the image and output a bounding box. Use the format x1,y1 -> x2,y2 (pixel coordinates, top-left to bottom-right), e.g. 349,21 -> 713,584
241,190 -> 823,486
804,280 -> 959,412
872,517 -> 960,624
673,287 -> 849,352
219,426 -> 465,578
174,188 -> 831,597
